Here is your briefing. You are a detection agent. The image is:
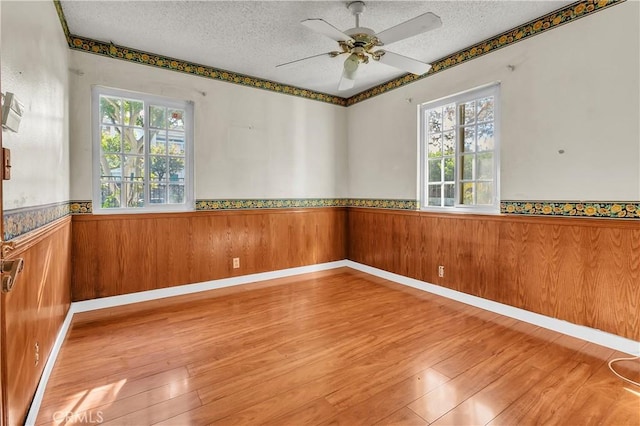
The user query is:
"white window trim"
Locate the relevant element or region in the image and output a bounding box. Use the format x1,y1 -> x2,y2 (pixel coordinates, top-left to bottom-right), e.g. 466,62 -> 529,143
419,83 -> 501,214
92,86 -> 195,214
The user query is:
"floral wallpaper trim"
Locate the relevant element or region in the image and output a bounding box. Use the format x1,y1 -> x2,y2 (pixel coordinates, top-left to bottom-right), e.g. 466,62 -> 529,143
500,201 -> 639,219
53,0 -> 621,108
69,201 -> 93,215
346,0 -> 623,106
196,199 -> 418,210
65,35 -> 347,107
196,199 -> 349,210
5,199 -> 635,240
3,201 -> 71,241
348,199 -> 419,210
53,0 -> 72,46
68,199 -> 417,213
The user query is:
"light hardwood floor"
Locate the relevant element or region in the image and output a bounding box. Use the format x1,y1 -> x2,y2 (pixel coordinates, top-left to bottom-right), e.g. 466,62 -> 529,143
36,268 -> 640,425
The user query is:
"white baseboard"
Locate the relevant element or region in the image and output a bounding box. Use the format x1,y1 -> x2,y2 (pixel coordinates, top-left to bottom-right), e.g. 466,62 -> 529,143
72,260 -> 349,313
345,260 -> 640,357
25,259 -> 639,424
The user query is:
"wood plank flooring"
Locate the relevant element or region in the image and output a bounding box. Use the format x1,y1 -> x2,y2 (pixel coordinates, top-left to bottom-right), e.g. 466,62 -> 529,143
36,268 -> 640,425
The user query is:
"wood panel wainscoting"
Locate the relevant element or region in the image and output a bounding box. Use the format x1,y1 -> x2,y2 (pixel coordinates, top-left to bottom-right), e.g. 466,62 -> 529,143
2,216 -> 72,425
71,208 -> 347,301
348,208 -> 640,341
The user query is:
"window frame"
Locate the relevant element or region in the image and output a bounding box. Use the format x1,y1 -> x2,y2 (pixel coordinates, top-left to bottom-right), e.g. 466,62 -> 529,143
92,86 -> 195,214
419,83 -> 501,214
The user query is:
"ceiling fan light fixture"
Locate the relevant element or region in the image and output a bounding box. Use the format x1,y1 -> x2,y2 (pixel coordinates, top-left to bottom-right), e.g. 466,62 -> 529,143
344,53 -> 360,73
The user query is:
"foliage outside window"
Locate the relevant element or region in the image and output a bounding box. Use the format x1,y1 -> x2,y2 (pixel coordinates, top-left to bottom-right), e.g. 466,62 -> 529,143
420,84 -> 500,213
92,87 -> 194,212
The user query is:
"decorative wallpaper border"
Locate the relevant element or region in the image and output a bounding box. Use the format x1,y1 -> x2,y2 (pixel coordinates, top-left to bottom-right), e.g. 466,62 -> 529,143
500,201 -> 640,219
3,201 -> 71,241
196,199 -> 349,210
53,0 -> 622,107
69,199 -> 418,213
53,0 -> 71,46
348,199 -> 419,210
347,0 -> 623,105
66,199 -> 640,219
69,201 -> 93,215
4,198 -> 637,240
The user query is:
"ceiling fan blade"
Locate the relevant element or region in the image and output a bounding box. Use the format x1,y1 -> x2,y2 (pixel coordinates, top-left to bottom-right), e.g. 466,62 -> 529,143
276,52 -> 336,68
376,12 -> 442,46
377,51 -> 431,75
301,19 -> 354,42
338,69 -> 356,91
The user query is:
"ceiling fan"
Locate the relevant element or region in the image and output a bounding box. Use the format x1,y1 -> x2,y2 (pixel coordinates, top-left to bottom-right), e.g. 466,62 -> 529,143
277,1 -> 442,91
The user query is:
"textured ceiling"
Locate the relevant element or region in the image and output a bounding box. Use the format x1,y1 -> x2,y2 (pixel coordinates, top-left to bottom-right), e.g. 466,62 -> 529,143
60,1 -> 572,97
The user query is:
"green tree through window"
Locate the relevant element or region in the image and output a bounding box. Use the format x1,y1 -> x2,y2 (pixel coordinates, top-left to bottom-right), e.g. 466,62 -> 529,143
94,87 -> 193,212
421,84 -> 500,212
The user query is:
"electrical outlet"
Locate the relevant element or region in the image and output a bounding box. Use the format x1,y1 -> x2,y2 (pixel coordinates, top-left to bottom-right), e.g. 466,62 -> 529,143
233,257 -> 240,269
438,265 -> 445,278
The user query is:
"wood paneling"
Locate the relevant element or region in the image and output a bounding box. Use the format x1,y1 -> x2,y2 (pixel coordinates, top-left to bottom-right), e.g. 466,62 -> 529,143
35,269 -> 638,424
72,208 -> 347,301
348,208 -> 640,341
2,216 -> 72,426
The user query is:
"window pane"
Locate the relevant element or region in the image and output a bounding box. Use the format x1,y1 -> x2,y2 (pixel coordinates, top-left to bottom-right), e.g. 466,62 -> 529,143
100,96 -> 121,125
428,133 -> 442,157
477,123 -> 494,151
168,109 -> 185,130
462,101 -> 475,125
100,154 -> 121,178
444,157 -> 454,182
477,153 -> 493,180
101,126 -> 121,152
443,184 -> 455,206
121,128 -> 144,154
443,130 -> 455,155
150,156 -> 169,181
168,185 -> 185,204
428,159 -> 442,182
150,182 -> 166,204
428,185 -> 441,206
463,127 -> 475,152
122,155 -> 145,180
100,182 -> 121,208
168,131 -> 186,155
443,104 -> 456,130
477,182 -> 493,205
420,85 -> 498,212
461,182 -> 474,205
428,108 -> 442,133
124,183 -> 144,207
477,97 -> 494,122
150,106 -> 166,128
124,100 -> 144,127
168,157 -> 186,182
150,130 -> 167,155
461,154 -> 474,180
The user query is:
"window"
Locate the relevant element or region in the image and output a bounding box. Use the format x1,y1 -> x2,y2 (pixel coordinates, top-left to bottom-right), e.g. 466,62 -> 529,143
420,84 -> 500,213
92,87 -> 194,213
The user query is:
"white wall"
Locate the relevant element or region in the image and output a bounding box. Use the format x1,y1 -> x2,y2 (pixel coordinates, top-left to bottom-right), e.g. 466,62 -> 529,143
347,2 -> 640,201
69,52 -> 348,201
1,1 -> 70,209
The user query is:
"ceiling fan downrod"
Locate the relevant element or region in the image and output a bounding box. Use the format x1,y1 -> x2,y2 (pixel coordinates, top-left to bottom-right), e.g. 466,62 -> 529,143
348,1 -> 366,28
